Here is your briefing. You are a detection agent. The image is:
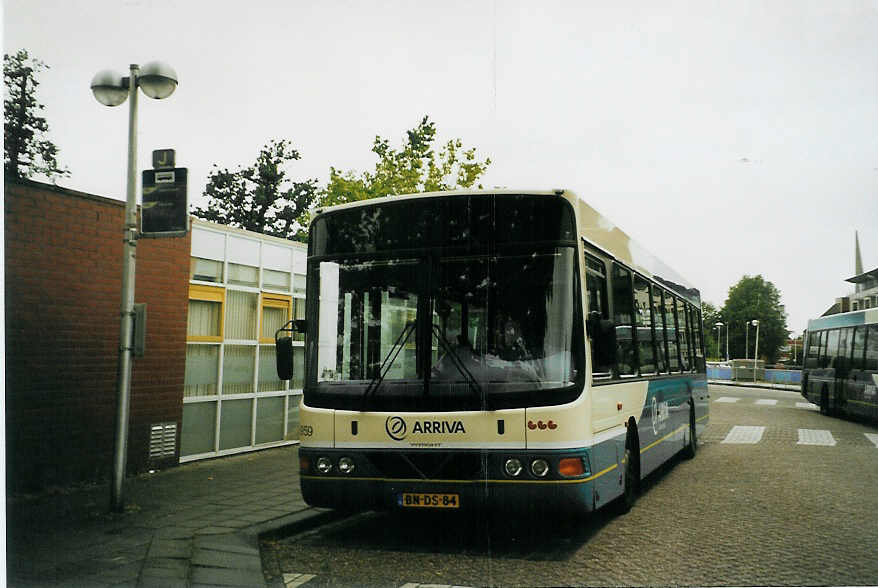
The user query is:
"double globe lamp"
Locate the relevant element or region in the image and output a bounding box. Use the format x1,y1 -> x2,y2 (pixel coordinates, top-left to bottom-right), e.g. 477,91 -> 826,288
91,61 -> 178,512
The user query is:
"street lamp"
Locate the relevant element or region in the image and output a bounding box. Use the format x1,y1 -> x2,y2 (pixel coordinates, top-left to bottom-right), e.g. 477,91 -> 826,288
745,321 -> 749,360
91,62 -> 178,512
751,319 -> 760,383
714,322 -> 724,361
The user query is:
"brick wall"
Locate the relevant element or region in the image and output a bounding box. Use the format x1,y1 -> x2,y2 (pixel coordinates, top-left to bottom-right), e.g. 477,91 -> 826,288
5,180 -> 190,491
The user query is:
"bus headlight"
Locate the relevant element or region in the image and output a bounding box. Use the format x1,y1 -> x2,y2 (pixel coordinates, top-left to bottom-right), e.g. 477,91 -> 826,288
338,457 -> 355,474
530,458 -> 550,477
316,457 -> 333,474
504,458 -> 523,477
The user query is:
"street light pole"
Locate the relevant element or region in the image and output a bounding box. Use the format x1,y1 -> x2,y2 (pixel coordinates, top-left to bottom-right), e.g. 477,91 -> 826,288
112,64 -> 140,513
715,322 -> 724,362
752,319 -> 760,383
745,322 -> 749,361
92,61 -> 177,512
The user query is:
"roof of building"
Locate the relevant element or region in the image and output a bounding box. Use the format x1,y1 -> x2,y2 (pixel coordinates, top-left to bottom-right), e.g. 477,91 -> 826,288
845,267 -> 878,284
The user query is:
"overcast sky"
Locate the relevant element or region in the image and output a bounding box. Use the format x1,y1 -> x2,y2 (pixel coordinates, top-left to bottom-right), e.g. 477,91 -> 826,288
5,0 -> 877,336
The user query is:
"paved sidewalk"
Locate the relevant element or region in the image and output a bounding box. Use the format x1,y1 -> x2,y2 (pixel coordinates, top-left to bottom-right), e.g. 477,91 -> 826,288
6,445 -> 327,587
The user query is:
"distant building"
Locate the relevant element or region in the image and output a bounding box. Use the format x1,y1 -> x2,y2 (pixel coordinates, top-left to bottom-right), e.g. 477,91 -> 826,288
823,231 -> 876,316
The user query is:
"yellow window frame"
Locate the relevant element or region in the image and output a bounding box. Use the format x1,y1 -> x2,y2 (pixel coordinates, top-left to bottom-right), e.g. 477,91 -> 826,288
260,293 -> 292,344
188,284 -> 225,342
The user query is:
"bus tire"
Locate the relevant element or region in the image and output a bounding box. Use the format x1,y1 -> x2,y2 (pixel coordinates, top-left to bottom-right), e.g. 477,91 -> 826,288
617,428 -> 639,514
682,403 -> 697,459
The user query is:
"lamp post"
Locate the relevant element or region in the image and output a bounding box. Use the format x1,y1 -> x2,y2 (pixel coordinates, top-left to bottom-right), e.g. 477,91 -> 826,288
91,62 -> 178,512
751,319 -> 760,383
745,321 -> 749,360
714,322 -> 724,361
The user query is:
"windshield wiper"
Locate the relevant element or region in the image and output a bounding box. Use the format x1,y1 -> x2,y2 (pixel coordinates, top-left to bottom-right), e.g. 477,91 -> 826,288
361,320 -> 417,410
431,324 -> 484,408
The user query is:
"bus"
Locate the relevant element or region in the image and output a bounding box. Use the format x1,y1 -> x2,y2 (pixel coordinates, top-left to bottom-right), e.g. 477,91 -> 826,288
275,189 -> 709,514
801,308 -> 878,421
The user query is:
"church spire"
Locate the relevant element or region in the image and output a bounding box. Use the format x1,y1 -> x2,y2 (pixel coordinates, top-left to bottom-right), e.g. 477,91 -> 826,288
855,230 -> 863,276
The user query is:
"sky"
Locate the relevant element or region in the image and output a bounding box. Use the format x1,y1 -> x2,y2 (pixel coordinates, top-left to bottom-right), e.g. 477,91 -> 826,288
4,0 -> 877,336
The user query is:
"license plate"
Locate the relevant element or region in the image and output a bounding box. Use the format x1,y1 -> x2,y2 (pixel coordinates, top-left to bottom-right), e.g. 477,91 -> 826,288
398,492 -> 460,509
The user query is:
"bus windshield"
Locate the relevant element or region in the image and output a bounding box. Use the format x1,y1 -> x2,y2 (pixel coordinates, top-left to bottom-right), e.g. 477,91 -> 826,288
306,194 -> 583,411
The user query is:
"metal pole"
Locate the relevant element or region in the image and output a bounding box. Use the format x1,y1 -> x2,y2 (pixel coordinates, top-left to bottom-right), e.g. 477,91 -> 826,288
725,325 -> 729,361
745,323 -> 749,360
753,322 -> 760,383
111,64 -> 139,512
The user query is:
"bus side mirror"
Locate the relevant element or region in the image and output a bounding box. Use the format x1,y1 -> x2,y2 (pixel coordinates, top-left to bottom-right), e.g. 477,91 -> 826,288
276,320 -> 306,381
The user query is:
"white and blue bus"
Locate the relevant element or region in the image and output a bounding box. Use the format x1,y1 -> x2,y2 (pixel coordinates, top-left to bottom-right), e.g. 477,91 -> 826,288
276,189 -> 708,513
801,309 -> 878,421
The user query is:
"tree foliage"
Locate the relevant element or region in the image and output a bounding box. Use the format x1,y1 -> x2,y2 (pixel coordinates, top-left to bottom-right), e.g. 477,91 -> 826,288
700,301 -> 724,360
322,115 -> 491,207
720,275 -> 789,363
192,139 -> 318,241
4,49 -> 69,181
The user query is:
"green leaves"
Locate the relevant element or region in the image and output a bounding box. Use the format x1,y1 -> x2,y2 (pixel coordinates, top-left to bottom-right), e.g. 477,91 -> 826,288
195,116 -> 491,242
718,275 -> 789,363
322,115 -> 491,208
4,49 -> 69,181
192,139 -> 319,241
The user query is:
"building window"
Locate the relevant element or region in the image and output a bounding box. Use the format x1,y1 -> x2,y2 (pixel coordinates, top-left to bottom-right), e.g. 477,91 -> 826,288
260,294 -> 292,343
185,285 -> 225,398
293,273 -> 306,295
228,263 -> 259,287
190,257 -> 223,283
264,268 -> 291,292
225,291 -> 259,340
187,285 -> 225,341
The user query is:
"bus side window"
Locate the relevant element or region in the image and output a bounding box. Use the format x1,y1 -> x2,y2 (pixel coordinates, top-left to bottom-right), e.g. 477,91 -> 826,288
851,327 -> 866,370
585,254 -> 612,378
866,325 -> 878,370
805,330 -> 821,368
665,294 -> 680,372
633,275 -> 656,375
836,327 -> 853,374
676,298 -> 691,372
652,288 -> 668,373
612,264 -> 637,376
823,329 -> 840,370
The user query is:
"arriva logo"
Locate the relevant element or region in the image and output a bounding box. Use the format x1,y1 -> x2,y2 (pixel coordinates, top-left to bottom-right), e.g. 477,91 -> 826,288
385,416 -> 407,441
385,416 -> 467,441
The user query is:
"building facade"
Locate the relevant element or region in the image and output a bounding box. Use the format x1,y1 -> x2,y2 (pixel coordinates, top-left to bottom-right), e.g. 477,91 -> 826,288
5,179 -> 303,491
181,219 -> 305,461
822,231 -> 876,316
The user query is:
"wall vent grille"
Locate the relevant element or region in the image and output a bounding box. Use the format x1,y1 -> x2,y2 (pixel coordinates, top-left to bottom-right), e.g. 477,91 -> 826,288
149,422 -> 177,460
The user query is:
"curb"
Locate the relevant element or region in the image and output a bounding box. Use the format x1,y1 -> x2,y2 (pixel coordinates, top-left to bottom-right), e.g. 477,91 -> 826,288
137,507 -> 341,587
708,380 -> 802,394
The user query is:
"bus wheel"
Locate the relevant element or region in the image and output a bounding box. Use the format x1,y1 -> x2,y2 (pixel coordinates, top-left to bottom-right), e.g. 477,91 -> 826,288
618,432 -> 639,514
682,403 -> 697,459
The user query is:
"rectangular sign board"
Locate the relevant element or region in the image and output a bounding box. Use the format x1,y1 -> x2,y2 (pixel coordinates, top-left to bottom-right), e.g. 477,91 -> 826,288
142,167 -> 188,237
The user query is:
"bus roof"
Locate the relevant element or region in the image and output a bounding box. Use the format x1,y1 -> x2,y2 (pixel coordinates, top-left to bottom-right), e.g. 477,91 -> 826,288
807,308 -> 878,332
311,188 -> 701,305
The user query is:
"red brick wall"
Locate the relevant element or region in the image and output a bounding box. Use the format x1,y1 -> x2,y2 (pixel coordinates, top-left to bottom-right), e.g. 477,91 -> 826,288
5,180 -> 190,490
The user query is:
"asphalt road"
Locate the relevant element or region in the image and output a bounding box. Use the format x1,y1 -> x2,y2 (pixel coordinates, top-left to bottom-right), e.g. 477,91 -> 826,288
261,384 -> 878,587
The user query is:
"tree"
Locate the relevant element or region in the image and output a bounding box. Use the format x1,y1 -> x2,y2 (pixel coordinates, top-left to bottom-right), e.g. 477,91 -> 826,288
192,139 -> 319,241
721,275 -> 789,363
700,301 -> 723,360
321,115 -> 491,207
4,49 -> 69,181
